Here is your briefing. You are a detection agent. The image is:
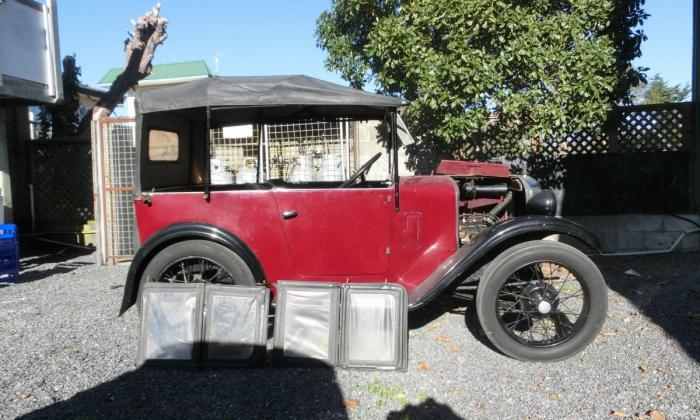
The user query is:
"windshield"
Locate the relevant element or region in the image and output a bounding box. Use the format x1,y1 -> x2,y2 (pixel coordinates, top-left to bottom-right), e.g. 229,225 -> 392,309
396,114 -> 415,146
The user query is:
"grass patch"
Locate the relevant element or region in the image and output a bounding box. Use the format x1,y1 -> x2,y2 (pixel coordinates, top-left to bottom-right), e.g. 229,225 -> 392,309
368,380 -> 408,406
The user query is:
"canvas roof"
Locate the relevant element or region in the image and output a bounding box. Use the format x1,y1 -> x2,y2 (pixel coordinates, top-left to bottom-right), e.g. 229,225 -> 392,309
136,75 -> 407,120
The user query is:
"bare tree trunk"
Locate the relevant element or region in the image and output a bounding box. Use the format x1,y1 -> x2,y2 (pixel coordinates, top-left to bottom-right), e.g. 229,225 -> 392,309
78,3 -> 168,134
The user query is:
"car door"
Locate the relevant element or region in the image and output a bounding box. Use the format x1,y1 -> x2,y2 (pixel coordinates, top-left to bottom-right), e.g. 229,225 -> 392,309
273,187 -> 392,276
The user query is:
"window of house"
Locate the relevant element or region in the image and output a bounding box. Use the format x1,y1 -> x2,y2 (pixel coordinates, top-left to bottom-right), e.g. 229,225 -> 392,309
148,129 -> 179,162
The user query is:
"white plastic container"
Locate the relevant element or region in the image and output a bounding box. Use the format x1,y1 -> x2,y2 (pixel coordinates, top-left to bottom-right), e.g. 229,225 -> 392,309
210,158 -> 233,185
236,157 -> 258,184
318,154 -> 343,181
287,155 -> 314,183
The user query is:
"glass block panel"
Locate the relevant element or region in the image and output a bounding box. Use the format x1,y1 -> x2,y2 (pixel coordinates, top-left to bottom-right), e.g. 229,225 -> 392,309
138,283 -> 203,366
273,282 -> 340,365
340,284 -> 407,370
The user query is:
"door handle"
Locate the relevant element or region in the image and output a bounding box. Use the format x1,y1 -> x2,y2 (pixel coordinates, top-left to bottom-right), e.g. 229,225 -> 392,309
282,210 -> 298,219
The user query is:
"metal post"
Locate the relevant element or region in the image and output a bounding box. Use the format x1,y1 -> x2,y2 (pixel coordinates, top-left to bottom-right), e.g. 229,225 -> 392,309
391,111 -> 399,212
340,120 -> 346,179
263,124 -> 270,182
346,120 -> 351,178
204,107 -> 211,201
693,0 -> 700,211
91,118 -> 108,265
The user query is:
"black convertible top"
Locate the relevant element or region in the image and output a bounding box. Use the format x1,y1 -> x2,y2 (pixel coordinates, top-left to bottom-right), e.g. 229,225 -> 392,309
138,75 -> 407,119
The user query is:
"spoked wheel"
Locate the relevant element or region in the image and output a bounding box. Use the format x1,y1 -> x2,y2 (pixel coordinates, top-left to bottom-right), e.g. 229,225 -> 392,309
497,261 -> 586,346
476,240 -> 607,361
156,257 -> 237,284
137,240 -> 256,311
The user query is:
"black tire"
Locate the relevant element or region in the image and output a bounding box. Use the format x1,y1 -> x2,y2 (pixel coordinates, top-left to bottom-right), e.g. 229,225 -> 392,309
137,240 -> 256,311
475,240 -> 607,361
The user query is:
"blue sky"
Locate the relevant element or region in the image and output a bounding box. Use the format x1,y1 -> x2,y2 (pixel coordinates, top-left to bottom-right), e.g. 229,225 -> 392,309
56,0 -> 693,90
633,0 -> 693,89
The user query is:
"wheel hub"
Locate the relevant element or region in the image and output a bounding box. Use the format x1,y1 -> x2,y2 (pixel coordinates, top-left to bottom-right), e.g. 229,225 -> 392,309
522,283 -> 559,315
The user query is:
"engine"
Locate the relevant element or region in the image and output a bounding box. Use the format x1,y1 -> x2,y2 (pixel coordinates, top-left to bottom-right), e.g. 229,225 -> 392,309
434,160 -> 551,245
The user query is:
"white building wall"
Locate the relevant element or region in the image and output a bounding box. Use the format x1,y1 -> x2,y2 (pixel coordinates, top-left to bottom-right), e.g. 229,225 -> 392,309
0,109 -> 12,222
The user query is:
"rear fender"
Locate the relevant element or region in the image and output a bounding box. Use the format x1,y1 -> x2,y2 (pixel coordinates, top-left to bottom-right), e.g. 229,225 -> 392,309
119,223 -> 265,315
407,216 -> 600,310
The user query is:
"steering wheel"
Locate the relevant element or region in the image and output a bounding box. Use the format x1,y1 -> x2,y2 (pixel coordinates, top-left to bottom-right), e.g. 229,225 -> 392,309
339,152 -> 382,188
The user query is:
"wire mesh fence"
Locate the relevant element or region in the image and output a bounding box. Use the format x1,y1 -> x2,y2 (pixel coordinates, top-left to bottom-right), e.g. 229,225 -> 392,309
210,125 -> 261,184
96,118 -> 137,264
210,120 -> 355,183
266,120 -> 353,182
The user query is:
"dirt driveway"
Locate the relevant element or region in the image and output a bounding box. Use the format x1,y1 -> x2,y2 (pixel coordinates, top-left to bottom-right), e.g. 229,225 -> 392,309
1,245 -> 699,419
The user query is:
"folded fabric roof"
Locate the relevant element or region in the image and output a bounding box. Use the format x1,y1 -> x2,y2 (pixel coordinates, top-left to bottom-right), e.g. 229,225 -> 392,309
138,75 -> 407,118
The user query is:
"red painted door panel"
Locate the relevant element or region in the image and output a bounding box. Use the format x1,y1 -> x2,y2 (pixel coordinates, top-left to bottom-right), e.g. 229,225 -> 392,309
273,188 -> 392,276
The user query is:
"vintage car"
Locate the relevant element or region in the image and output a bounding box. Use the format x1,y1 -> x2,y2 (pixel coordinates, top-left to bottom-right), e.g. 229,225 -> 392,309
120,75 -> 607,362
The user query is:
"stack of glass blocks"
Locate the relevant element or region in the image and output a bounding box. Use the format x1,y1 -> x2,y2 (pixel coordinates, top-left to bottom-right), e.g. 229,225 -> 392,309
138,283 -> 269,367
273,281 -> 407,370
138,281 -> 408,370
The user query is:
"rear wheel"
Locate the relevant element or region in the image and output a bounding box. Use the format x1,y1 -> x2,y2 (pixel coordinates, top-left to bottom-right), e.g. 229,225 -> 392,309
475,240 -> 607,361
137,240 -> 256,310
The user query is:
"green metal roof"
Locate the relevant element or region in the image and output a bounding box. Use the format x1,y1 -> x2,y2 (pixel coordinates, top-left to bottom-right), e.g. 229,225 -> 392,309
97,60 -> 211,86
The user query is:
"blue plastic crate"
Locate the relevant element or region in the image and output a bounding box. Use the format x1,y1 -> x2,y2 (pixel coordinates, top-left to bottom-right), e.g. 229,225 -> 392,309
0,224 -> 17,241
0,224 -> 19,283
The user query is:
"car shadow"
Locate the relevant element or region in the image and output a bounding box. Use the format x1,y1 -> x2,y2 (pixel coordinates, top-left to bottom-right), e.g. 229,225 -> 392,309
407,295 -> 505,356
387,398 -> 463,419
407,295 -> 462,330
407,252 -> 700,361
20,345 -> 349,419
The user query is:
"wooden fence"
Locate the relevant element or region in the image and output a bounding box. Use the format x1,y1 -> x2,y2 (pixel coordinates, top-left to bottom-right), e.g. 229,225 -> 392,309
29,137 -> 94,237
530,102 -> 696,215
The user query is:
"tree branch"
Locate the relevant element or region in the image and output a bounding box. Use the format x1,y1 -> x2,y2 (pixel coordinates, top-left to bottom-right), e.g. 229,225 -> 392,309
77,3 -> 168,134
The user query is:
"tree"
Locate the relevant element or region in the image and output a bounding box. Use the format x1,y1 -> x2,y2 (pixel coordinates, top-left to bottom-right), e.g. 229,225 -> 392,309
37,55 -> 82,139
77,3 -> 168,134
631,73 -> 691,105
317,0 -> 648,171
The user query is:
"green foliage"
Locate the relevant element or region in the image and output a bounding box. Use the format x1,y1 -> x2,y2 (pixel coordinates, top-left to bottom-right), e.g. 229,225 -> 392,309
367,380 -> 408,406
37,55 -> 82,139
631,73 -> 691,105
317,0 -> 648,170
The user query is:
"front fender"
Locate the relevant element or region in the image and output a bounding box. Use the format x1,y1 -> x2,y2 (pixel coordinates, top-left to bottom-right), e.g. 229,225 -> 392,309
407,216 -> 600,311
119,223 -> 265,315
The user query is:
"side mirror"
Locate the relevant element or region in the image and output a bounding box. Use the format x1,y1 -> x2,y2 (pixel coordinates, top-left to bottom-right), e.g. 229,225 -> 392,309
527,190 -> 557,216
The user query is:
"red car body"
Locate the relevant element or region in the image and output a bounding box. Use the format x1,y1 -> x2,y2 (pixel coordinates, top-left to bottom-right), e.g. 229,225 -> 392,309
134,176 -> 459,295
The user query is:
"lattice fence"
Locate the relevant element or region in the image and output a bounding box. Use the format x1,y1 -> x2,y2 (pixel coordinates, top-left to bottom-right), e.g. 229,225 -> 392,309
30,139 -> 94,230
538,102 -> 693,156
616,104 -> 692,152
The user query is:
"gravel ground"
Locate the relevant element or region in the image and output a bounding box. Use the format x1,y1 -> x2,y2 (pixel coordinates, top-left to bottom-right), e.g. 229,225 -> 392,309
1,243 -> 699,419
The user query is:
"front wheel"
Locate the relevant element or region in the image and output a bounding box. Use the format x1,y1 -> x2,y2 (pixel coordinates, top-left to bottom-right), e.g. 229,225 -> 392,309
475,240 -> 607,361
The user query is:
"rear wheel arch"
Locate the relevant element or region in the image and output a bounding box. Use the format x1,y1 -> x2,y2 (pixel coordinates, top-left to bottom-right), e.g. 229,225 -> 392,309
120,223 -> 266,315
